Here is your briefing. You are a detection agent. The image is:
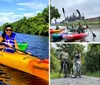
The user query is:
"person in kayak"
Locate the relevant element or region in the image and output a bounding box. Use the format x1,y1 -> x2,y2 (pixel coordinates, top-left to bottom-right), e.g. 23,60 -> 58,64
56,25 -> 60,30
58,49 -> 70,78
69,24 -> 77,32
77,22 -> 88,33
0,24 -> 19,53
73,51 -> 81,77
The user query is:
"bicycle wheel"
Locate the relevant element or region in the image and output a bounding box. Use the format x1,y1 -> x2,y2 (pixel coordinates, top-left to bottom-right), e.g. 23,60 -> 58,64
70,63 -> 81,78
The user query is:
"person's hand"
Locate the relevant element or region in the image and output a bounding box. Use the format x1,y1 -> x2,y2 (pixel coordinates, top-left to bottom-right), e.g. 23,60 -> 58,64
2,45 -> 7,49
27,52 -> 31,54
8,44 -> 13,48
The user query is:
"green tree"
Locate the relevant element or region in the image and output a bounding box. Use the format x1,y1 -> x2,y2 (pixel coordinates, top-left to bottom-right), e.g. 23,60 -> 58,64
50,5 -> 61,23
84,44 -> 100,73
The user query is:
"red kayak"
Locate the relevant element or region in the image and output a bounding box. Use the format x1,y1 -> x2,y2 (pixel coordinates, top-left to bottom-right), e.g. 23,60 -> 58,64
63,32 -> 88,41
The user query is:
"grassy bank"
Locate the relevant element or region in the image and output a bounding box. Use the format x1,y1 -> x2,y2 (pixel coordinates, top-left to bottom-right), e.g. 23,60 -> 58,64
85,72 -> 100,77
51,72 -> 60,79
51,72 -> 100,79
51,20 -> 100,26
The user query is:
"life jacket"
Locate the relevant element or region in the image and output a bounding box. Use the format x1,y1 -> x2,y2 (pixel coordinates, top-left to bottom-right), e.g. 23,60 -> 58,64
3,32 -> 16,53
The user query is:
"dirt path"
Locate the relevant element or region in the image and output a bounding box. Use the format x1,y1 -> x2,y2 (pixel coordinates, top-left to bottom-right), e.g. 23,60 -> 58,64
51,76 -> 100,85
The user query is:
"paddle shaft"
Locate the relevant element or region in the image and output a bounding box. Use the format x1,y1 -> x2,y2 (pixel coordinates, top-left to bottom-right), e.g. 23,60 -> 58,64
62,8 -> 69,30
0,43 -> 40,58
76,9 -> 96,38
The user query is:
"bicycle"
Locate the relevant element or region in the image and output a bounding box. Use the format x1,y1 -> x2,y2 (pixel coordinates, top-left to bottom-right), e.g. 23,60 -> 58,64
70,60 -> 81,78
60,59 -> 69,78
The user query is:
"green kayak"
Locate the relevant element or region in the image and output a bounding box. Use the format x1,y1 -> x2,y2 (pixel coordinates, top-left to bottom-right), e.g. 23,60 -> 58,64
18,42 -> 28,51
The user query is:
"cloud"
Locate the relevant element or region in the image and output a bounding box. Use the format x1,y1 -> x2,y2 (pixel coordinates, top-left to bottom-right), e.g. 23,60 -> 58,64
0,16 -> 11,23
17,1 -> 47,10
23,13 -> 34,18
51,0 -> 100,22
11,14 -> 23,19
17,8 -> 27,11
36,11 -> 42,13
0,12 -> 14,17
0,11 -> 38,25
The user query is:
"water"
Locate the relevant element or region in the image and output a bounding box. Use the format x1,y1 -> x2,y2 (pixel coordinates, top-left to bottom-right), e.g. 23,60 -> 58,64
0,32 -> 49,85
51,25 -> 100,42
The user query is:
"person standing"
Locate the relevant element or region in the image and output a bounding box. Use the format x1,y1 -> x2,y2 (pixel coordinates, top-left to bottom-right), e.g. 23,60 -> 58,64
58,49 -> 70,78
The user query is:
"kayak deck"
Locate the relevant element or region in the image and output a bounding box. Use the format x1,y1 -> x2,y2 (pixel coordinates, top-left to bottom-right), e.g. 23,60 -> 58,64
0,51 -> 49,81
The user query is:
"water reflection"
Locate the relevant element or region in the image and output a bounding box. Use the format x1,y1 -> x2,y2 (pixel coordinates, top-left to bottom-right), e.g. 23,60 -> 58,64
0,65 -> 48,85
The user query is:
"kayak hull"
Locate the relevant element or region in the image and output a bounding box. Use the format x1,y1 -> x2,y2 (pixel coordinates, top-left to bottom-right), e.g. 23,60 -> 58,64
0,51 -> 49,81
51,33 -> 64,41
63,32 -> 88,41
50,29 -> 65,34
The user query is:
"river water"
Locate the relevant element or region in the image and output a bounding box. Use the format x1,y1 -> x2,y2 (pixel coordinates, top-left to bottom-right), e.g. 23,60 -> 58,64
51,25 -> 100,42
0,32 -> 49,85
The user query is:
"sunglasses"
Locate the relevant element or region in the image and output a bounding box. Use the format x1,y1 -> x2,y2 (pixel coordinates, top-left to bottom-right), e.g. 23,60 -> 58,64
5,29 -> 13,31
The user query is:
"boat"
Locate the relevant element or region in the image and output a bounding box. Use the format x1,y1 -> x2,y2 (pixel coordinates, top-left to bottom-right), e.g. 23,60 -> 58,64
0,51 -> 49,81
18,42 -> 28,51
51,33 -> 64,42
50,29 -> 65,34
63,32 -> 88,41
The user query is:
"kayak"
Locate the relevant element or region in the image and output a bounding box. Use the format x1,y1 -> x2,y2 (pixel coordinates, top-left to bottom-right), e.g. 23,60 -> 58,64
50,29 -> 65,34
63,32 -> 88,41
0,51 -> 49,81
51,33 -> 64,42
18,42 -> 28,51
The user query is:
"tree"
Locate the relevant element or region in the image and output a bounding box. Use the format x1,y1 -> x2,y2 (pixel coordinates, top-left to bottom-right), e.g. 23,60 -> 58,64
0,6 -> 49,36
50,5 -> 61,23
84,44 -> 100,73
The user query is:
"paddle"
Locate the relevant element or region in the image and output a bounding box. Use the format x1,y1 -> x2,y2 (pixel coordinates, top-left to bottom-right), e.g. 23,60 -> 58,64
76,9 -> 96,38
0,43 -> 42,59
62,8 -> 69,30
83,19 -> 96,38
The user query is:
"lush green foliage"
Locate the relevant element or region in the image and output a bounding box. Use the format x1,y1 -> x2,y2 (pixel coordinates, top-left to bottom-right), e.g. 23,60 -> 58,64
50,44 -> 100,78
50,5 -> 61,23
84,44 -> 100,73
0,6 -> 49,36
50,46 -> 60,73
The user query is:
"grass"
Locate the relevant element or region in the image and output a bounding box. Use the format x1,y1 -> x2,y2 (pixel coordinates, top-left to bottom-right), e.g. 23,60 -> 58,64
85,71 -> 100,77
51,72 -> 63,79
51,20 -> 100,26
50,72 -> 100,79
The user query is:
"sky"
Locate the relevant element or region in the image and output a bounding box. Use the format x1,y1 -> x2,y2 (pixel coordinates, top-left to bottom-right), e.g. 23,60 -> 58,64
0,0 -> 48,26
51,0 -> 100,22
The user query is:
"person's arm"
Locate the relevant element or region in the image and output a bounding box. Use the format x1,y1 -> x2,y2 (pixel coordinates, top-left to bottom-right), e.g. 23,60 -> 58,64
14,39 -> 19,49
0,36 -> 6,49
58,52 -> 62,59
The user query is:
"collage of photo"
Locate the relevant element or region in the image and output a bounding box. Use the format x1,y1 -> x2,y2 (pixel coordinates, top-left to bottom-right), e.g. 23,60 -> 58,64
0,0 -> 100,85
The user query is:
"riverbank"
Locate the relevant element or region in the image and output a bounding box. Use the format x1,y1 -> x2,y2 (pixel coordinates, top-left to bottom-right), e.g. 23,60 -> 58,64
51,20 -> 100,26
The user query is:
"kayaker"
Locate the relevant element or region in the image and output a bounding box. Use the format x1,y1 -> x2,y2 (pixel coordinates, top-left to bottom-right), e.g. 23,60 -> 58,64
0,24 -> 19,53
58,49 -> 70,78
56,25 -> 60,30
73,51 -> 81,77
77,22 -> 88,33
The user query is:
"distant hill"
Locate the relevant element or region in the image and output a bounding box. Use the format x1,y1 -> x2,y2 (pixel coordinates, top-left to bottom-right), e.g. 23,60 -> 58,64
85,16 -> 100,22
